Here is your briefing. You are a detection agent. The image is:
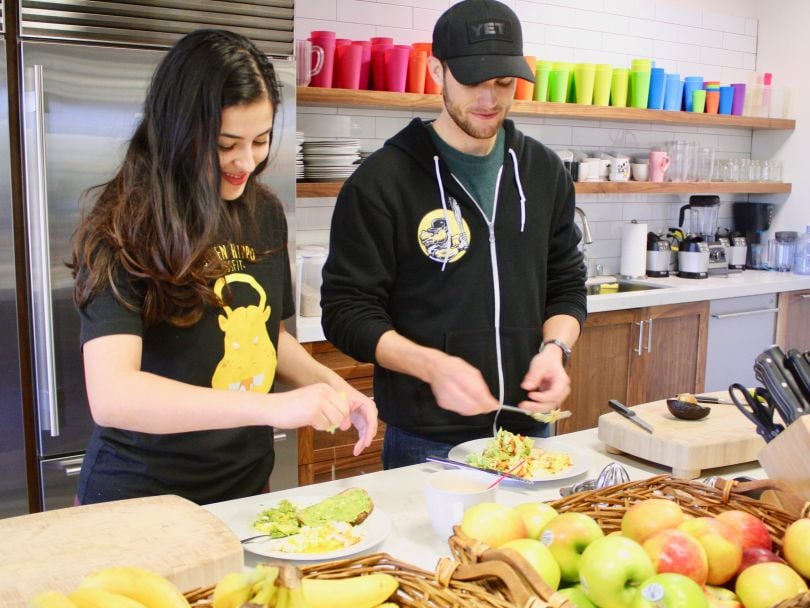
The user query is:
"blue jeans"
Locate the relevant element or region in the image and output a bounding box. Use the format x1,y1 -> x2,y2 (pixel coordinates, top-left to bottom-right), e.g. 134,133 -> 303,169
382,425 -> 456,470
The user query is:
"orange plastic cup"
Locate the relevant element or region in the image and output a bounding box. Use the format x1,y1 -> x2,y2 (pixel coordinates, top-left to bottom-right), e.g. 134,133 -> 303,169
514,56 -> 536,100
407,50 -> 427,94
705,90 -> 720,114
412,42 -> 439,94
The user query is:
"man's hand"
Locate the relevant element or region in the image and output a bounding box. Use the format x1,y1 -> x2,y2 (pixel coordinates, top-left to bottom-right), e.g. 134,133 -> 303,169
520,347 -> 571,412
426,353 -> 500,416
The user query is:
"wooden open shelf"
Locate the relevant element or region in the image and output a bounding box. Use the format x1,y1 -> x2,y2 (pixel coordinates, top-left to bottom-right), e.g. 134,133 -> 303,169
297,180 -> 792,198
297,87 -> 796,130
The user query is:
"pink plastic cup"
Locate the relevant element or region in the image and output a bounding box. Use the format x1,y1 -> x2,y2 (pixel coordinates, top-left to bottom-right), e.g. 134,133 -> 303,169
334,43 -> 363,89
309,31 -> 336,88
370,36 -> 394,46
371,43 -> 393,91
384,45 -> 411,93
352,41 -> 372,90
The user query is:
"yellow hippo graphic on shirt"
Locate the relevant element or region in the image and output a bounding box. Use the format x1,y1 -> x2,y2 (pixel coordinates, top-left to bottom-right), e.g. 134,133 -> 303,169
211,273 -> 277,393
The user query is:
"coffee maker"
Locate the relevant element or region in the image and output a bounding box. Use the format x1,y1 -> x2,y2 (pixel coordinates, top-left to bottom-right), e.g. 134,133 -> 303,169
732,202 -> 775,269
679,195 -> 722,278
646,232 -> 671,277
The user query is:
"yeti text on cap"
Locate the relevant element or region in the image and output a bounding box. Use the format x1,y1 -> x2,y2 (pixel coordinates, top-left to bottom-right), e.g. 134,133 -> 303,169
467,19 -> 513,44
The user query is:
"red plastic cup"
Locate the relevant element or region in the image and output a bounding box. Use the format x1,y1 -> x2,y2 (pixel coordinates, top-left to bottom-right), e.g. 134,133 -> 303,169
352,41 -> 372,90
335,38 -> 352,47
407,50 -> 427,94
370,43 -> 393,91
370,36 -> 394,46
334,43 -> 363,89
309,31 -> 335,88
384,45 -> 411,93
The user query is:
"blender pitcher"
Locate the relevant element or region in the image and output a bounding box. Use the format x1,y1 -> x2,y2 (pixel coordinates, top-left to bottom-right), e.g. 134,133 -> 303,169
678,195 -> 720,240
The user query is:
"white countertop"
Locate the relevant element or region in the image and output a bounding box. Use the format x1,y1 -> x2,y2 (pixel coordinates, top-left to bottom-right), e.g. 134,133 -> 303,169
203,427 -> 765,572
295,271 -> 810,342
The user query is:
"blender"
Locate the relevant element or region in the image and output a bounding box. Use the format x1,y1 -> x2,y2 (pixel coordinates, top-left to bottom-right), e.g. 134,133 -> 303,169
678,195 -> 723,278
732,202 -> 775,269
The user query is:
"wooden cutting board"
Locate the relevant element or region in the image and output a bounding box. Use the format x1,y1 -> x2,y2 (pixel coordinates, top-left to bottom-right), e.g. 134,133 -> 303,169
0,494 -> 243,607
597,392 -> 766,479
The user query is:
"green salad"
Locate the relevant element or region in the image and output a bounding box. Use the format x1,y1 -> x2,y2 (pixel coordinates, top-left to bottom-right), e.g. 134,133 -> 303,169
465,428 -> 537,478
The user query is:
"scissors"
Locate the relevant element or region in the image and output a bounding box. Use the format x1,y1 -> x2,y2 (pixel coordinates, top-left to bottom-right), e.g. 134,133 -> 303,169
728,383 -> 784,442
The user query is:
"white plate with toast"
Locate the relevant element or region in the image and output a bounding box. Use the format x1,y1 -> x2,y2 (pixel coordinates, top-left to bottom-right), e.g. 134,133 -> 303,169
229,494 -> 391,560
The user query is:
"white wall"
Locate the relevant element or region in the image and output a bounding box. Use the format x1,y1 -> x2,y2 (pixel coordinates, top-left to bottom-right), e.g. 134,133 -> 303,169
295,0 -> 796,276
752,0 -> 808,237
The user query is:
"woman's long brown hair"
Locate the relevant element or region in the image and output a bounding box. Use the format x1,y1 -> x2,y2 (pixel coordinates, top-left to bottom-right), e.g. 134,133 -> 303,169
71,30 -> 281,327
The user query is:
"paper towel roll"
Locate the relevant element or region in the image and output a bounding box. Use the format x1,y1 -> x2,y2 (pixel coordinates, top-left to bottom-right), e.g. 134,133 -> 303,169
620,222 -> 648,278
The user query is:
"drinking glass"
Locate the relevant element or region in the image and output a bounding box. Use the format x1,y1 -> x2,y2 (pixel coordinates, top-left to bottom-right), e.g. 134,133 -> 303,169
697,147 -> 715,182
750,159 -> 761,182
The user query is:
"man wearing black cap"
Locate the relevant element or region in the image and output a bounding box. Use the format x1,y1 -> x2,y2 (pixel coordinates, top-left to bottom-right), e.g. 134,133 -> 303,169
322,0 -> 587,469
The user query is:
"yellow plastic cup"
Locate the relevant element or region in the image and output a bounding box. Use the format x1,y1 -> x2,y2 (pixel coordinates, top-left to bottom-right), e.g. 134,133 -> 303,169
574,63 -> 596,105
593,64 -> 613,106
611,68 -> 629,107
631,58 -> 653,72
691,89 -> 707,113
549,66 -> 570,103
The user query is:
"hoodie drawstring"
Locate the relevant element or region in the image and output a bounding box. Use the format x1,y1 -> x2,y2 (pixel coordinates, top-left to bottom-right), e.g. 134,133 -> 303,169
433,155 -> 452,272
508,148 -> 527,233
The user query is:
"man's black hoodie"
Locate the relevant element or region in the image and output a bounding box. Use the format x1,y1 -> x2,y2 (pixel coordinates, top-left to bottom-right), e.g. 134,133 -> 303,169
322,118 -> 587,444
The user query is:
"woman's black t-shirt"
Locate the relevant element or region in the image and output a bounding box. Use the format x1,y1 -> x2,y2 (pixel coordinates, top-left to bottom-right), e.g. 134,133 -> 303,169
76,195 -> 295,505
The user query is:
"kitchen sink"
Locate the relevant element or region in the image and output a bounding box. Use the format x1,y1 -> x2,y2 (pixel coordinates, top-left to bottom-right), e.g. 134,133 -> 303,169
585,280 -> 668,296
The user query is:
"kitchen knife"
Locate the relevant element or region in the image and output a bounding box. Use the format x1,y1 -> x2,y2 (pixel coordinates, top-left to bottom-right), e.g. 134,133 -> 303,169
694,395 -> 735,405
608,399 -> 654,434
424,456 -> 535,484
785,349 -> 810,402
754,346 -> 810,423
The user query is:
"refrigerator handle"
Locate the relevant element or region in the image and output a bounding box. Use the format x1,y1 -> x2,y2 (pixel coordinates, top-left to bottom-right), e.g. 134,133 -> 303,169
25,64 -> 60,437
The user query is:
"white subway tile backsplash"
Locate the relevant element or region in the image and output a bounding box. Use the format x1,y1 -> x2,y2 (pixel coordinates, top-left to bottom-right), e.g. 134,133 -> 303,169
295,0 -> 338,21
605,0 -> 655,20
677,26 -> 717,48
652,40 -> 700,63
700,46 -> 743,69
629,18 -> 680,43
702,11 -> 745,35
723,32 -> 757,54
545,25 -> 603,50
655,4 -> 702,28
601,33 -> 654,56
744,18 -> 758,38
337,0 -> 413,27
413,8 -> 445,32
375,116 -> 414,137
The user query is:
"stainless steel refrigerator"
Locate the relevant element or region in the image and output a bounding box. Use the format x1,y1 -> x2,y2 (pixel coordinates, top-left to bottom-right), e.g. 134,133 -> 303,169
11,12 -> 297,511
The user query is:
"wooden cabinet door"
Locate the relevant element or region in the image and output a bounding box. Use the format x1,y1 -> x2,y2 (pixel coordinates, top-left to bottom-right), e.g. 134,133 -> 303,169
776,290 -> 810,352
629,301 -> 708,404
558,309 -> 636,434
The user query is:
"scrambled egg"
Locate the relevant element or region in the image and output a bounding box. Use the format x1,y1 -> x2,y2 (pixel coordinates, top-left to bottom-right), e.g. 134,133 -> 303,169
267,521 -> 364,554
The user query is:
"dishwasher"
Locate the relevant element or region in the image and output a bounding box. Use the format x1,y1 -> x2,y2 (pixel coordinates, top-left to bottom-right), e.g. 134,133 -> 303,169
705,293 -> 778,392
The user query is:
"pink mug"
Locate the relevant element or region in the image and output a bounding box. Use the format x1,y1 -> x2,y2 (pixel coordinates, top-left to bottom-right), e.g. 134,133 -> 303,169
649,150 -> 670,182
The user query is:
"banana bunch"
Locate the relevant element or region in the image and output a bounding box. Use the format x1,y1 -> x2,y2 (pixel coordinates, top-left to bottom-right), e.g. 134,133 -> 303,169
213,563 -> 399,608
28,566 -> 190,608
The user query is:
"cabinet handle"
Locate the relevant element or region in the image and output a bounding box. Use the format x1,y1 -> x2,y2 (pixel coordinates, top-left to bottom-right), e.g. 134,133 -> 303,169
801,294 -> 810,300
645,318 -> 653,353
635,320 -> 645,355
711,308 -> 779,319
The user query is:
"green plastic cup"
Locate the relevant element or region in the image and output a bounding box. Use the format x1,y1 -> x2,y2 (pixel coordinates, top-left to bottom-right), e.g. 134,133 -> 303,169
611,68 -> 629,107
593,64 -> 613,106
691,89 -> 707,113
630,70 -> 651,108
631,58 -> 653,72
533,60 -> 552,102
549,68 -> 570,103
574,63 -> 596,105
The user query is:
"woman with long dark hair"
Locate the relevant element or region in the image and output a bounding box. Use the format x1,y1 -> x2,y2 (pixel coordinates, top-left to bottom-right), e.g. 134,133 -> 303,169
70,30 -> 377,505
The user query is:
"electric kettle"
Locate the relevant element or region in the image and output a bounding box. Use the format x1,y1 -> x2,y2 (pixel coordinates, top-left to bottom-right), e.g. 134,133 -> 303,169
646,232 -> 670,277
678,236 -> 709,279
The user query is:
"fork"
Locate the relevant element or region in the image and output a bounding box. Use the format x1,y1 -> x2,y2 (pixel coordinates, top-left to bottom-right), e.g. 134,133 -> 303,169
499,404 -> 572,423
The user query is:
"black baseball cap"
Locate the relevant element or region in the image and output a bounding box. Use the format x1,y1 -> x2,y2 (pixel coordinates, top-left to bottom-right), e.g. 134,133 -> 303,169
432,0 -> 535,86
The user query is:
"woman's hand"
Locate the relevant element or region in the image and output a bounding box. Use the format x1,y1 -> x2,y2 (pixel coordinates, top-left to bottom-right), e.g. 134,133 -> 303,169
271,383 -> 352,432
341,385 -> 378,456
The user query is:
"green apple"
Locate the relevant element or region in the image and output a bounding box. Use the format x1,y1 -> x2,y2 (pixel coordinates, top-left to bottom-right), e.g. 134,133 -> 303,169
461,502 -> 526,548
556,586 -> 597,608
782,518 -> 810,578
704,584 -> 742,608
628,573 -> 710,608
540,512 -> 605,582
515,501 -> 558,540
578,535 -> 655,608
735,562 -> 808,608
500,538 -> 561,590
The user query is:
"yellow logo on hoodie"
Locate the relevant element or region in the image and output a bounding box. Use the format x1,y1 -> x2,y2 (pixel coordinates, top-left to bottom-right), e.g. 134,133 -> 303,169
417,199 -> 470,263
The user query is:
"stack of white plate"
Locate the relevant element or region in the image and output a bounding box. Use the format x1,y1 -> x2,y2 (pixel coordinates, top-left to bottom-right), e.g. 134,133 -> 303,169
295,131 -> 305,181
302,138 -> 360,182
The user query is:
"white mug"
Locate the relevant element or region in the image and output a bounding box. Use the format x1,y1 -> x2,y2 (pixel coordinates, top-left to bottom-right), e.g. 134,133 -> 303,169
424,469 -> 496,540
610,156 -> 631,181
580,158 -> 601,182
296,39 -> 324,87
631,163 -> 649,181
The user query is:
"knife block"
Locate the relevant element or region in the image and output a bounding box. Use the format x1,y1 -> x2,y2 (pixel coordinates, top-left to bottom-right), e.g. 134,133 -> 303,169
758,415 -> 810,501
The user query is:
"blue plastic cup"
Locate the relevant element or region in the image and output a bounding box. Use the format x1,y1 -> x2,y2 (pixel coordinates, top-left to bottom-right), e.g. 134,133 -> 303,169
683,76 -> 704,112
663,75 -> 683,111
647,67 -> 666,110
719,85 -> 734,114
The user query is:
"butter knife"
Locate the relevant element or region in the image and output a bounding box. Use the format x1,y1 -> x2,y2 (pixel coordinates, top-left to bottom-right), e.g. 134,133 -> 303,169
608,399 -> 654,434
425,456 -> 535,484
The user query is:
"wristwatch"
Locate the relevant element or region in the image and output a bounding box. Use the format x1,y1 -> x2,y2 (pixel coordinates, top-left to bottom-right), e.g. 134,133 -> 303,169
540,339 -> 572,367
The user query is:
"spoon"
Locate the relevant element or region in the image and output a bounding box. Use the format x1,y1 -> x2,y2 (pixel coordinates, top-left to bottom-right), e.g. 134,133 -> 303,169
499,404 -> 572,423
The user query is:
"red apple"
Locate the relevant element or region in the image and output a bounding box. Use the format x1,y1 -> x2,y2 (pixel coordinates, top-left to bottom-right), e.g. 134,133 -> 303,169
500,538 -> 561,590
737,546 -> 785,576
717,510 -> 772,551
782,518 -> 810,578
621,499 -> 686,544
735,562 -> 808,608
461,502 -> 526,548
677,517 -> 742,585
642,528 -> 708,586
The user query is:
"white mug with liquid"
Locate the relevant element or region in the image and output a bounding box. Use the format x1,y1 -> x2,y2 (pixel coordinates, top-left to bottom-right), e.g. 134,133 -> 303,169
424,468 -> 495,540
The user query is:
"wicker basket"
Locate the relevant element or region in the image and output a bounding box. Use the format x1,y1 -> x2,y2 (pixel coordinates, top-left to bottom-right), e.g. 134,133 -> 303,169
450,474 -> 810,608
184,552 -> 548,607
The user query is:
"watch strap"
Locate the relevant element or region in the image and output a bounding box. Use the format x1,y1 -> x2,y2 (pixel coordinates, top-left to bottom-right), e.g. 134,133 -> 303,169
540,339 -> 571,366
